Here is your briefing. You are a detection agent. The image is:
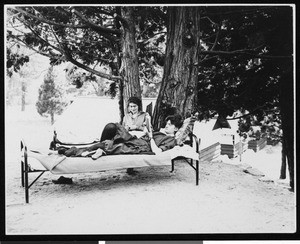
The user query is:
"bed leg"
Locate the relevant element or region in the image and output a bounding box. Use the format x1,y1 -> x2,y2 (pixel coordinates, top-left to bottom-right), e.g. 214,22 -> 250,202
21,161 -> 25,187
25,170 -> 29,204
196,160 -> 199,185
21,141 -> 25,187
24,146 -> 29,204
171,159 -> 175,172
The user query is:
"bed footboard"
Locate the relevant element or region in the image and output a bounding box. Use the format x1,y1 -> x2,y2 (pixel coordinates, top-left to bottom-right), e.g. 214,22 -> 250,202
171,157 -> 199,185
171,132 -> 201,185
21,140 -> 47,203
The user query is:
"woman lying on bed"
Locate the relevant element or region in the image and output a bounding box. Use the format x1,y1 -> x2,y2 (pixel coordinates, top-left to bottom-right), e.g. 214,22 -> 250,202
57,114 -> 184,159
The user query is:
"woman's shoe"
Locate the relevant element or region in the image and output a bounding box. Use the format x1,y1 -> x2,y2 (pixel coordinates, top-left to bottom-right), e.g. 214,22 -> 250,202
126,168 -> 137,175
91,148 -> 105,159
52,176 -> 73,184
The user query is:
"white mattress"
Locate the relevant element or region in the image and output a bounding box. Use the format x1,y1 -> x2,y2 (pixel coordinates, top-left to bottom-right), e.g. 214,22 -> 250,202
27,144 -> 199,174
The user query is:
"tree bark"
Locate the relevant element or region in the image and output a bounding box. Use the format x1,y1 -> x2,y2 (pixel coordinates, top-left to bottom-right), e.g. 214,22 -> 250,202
279,68 -> 294,190
120,7 -> 142,111
280,137 -> 287,179
152,7 -> 201,129
115,7 -> 125,123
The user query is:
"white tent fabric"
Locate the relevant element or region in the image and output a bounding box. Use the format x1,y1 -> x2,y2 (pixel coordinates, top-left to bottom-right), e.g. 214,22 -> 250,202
53,97 -> 119,143
193,118 -> 240,149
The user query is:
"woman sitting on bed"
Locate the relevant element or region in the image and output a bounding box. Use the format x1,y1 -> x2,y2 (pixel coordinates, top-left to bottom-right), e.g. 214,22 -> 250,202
122,96 -> 152,174
122,96 -> 152,138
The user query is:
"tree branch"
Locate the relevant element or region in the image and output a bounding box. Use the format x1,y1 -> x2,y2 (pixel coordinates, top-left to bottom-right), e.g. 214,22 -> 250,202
66,54 -> 122,82
13,7 -> 87,29
11,37 -> 62,61
71,8 -> 122,37
200,16 -> 218,26
227,104 -> 271,120
23,20 -> 63,54
113,12 -> 129,29
199,54 -> 219,63
49,25 -> 65,52
86,6 -> 127,26
200,25 -> 220,62
200,49 -> 292,60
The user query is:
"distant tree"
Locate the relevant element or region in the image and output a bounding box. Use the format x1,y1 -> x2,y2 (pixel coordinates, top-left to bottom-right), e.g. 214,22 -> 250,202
36,66 -> 67,124
6,44 -> 30,110
6,61 -> 37,110
18,63 -> 34,111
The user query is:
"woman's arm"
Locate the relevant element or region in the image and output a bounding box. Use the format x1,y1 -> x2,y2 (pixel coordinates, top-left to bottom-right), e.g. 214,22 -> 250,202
150,139 -> 162,154
122,114 -> 130,131
148,131 -> 163,154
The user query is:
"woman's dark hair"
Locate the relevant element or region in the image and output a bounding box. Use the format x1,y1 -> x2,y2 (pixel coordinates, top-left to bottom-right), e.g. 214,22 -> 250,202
127,96 -> 142,111
100,123 -> 117,141
165,114 -> 183,129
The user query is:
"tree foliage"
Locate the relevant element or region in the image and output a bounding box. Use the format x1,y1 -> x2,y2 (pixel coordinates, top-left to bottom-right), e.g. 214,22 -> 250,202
6,6 -> 166,106
194,6 -> 294,188
196,6 -> 292,119
6,6 -> 293,117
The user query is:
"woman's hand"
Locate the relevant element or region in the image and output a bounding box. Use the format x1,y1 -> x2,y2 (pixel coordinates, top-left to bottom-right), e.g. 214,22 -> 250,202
129,125 -> 137,130
103,140 -> 113,150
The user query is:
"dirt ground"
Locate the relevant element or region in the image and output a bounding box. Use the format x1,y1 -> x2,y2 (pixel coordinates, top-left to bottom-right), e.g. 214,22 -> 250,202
5,151 -> 296,235
4,106 -> 296,235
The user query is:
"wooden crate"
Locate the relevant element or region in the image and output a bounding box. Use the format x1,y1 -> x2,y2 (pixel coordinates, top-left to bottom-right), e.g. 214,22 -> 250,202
221,141 -> 248,159
199,142 -> 221,162
248,137 -> 267,152
267,138 -> 280,146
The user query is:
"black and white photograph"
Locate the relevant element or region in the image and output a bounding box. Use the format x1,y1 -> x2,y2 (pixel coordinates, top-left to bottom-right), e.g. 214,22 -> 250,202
3,3 -> 296,238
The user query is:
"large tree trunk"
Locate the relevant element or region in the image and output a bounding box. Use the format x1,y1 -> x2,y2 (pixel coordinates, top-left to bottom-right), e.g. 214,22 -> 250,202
152,7 -> 201,129
279,69 -> 294,190
120,7 -> 142,113
280,137 -> 287,179
277,7 -> 294,190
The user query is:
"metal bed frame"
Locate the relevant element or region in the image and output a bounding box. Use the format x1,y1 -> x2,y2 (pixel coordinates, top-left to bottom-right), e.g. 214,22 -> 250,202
20,133 -> 200,203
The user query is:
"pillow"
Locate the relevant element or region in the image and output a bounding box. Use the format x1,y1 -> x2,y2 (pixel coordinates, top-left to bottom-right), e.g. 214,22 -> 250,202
175,115 -> 197,145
